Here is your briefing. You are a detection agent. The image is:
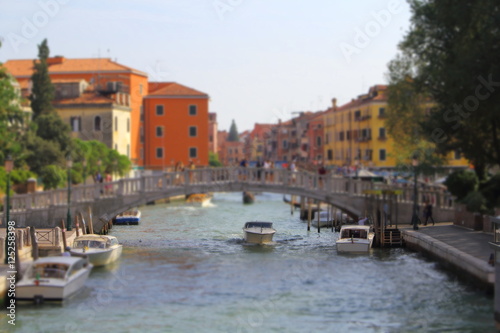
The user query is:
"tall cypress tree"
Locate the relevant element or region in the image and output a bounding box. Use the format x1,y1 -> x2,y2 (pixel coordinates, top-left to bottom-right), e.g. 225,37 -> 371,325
227,119 -> 239,142
30,39 -> 55,118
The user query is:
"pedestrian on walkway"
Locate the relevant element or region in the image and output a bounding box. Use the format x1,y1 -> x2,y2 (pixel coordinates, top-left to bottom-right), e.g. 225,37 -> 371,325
423,201 -> 435,226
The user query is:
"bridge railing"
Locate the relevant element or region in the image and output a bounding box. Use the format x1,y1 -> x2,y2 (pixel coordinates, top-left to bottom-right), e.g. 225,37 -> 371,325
2,167 -> 454,217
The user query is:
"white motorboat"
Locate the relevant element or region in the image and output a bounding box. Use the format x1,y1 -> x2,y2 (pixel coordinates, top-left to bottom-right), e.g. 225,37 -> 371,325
336,225 -> 375,253
16,256 -> 92,302
69,234 -> 123,267
114,209 -> 141,225
243,222 -> 276,244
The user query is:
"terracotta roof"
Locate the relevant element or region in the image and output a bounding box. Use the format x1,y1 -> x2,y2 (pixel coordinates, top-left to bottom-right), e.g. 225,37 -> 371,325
335,85 -> 388,112
251,123 -> 273,139
3,57 -> 147,77
146,82 -> 208,98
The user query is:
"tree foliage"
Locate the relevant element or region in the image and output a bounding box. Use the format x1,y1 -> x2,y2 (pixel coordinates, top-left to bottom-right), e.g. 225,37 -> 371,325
394,0 -> 500,180
209,152 -> 222,167
227,119 -> 239,142
444,169 -> 478,201
29,39 -> 55,118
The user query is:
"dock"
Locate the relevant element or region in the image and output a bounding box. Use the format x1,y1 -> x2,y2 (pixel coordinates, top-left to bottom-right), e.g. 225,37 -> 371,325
402,223 -> 494,290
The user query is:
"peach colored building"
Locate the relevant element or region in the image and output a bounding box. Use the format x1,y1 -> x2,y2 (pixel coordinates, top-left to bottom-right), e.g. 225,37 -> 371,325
4,57 -> 148,166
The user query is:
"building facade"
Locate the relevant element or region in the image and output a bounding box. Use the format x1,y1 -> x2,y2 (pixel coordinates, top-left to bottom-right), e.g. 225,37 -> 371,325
142,82 -> 209,169
4,57 -> 148,166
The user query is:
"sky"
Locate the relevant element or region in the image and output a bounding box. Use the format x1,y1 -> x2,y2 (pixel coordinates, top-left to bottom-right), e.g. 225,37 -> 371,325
0,0 -> 412,132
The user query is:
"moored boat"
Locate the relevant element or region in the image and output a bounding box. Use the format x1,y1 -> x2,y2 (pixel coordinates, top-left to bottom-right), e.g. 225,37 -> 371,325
69,234 -> 123,267
336,225 -> 375,253
114,209 -> 141,225
16,256 -> 92,303
186,193 -> 212,207
243,221 -> 276,244
312,211 -> 334,228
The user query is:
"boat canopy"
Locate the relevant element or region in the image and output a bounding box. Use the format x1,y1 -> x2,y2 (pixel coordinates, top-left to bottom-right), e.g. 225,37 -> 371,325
244,222 -> 273,229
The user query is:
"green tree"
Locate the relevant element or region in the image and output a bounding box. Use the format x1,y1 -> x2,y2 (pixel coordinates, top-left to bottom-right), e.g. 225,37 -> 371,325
209,152 -> 222,167
40,164 -> 66,190
386,54 -> 445,174
394,0 -> 500,180
0,41 -> 27,167
227,119 -> 239,142
29,39 -> 55,118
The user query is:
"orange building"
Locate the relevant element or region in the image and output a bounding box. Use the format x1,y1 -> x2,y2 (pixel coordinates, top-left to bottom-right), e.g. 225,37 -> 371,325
3,57 -> 149,167
143,82 -> 209,169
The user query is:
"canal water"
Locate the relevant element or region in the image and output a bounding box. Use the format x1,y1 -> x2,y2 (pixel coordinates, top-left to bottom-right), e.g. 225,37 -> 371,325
3,192 -> 494,333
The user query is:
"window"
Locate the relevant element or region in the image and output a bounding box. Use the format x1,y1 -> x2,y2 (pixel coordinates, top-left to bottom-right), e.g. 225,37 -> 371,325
327,149 -> 333,160
70,117 -> 81,132
140,106 -> 144,122
379,107 -> 386,117
140,127 -> 144,143
379,149 -> 386,161
189,126 -> 197,137
94,116 -> 101,131
365,149 -> 373,161
354,110 -> 361,120
454,150 -> 461,160
283,140 -> 288,149
127,144 -> 130,158
127,118 -> 130,132
156,105 -> 164,116
228,148 -> 232,155
189,105 -> 197,116
346,130 -> 351,140
114,116 -> 118,131
209,135 -> 213,142
379,127 -> 386,139
156,147 -> 163,158
189,147 -> 197,158
316,136 -> 322,147
339,131 -> 344,141
140,148 -> 144,160
139,84 -> 143,96
257,145 -> 263,152
156,126 -> 163,137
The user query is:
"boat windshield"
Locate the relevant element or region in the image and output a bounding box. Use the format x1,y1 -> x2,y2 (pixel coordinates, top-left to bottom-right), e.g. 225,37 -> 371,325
73,240 -> 106,249
341,229 -> 368,239
244,222 -> 273,229
31,263 -> 69,279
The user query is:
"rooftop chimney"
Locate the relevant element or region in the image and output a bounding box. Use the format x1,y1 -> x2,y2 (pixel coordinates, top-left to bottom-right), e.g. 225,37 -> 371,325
47,56 -> 65,66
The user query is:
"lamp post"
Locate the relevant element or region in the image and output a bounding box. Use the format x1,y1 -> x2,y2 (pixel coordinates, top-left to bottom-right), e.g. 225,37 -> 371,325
66,156 -> 73,231
411,157 -> 419,230
82,159 -> 87,185
4,155 -> 13,264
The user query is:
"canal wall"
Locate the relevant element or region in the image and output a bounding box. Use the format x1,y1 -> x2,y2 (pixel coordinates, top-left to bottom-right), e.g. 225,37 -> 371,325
402,229 -> 494,290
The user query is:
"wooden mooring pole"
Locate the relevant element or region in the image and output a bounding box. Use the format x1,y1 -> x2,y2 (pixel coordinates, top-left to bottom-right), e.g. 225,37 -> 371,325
307,199 -> 312,231
60,219 -> 67,250
317,201 -> 320,233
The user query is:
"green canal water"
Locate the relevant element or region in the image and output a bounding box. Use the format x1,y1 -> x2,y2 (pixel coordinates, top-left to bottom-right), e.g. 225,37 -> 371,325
2,192 -> 495,333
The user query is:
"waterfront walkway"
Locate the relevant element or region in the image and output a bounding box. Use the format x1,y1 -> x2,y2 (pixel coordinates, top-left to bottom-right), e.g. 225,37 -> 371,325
402,222 -> 495,289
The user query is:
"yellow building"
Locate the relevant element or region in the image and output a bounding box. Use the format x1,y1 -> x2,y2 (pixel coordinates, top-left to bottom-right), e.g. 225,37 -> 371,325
53,80 -> 132,158
324,85 -> 469,170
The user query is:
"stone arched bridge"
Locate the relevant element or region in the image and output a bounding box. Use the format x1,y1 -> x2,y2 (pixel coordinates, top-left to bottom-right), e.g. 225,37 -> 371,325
2,167 -> 455,232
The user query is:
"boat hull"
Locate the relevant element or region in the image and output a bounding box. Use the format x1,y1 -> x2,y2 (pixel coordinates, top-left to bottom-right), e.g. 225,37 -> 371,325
244,230 -> 275,244
16,265 -> 92,302
70,245 -> 123,267
114,217 -> 139,225
336,238 -> 373,253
